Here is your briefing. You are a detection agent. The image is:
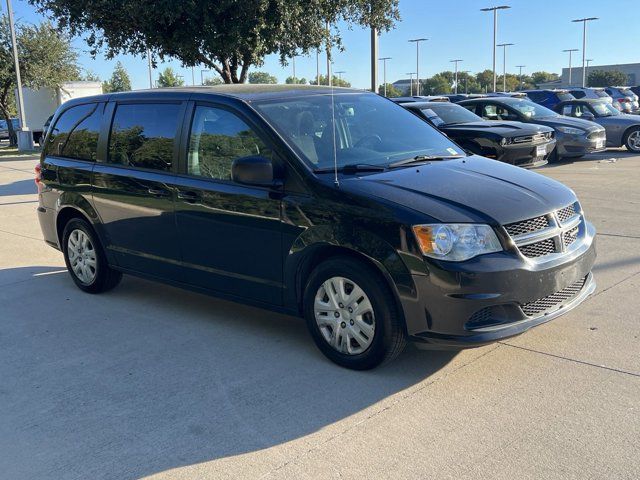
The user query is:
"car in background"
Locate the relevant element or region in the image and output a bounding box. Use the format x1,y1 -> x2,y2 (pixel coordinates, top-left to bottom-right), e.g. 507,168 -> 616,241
555,98 -> 640,152
0,118 -> 20,140
629,86 -> 640,101
568,87 -> 612,104
486,92 -> 529,99
396,100 -> 555,168
522,89 -> 576,110
444,93 -> 487,103
458,96 -> 606,160
604,86 -> 639,114
394,95 -> 450,103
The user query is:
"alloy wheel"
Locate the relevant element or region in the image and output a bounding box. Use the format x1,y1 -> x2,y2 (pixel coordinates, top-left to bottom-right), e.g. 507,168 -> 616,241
67,229 -> 97,285
314,276 -> 375,355
627,130 -> 640,151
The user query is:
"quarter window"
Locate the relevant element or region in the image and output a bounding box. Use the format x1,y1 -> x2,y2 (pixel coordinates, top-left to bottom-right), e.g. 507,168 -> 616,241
187,106 -> 269,180
108,103 -> 181,171
44,103 -> 102,161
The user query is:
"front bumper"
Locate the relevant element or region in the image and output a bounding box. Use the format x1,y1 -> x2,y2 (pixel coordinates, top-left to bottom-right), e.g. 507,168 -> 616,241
557,131 -> 606,158
499,139 -> 555,168
402,222 -> 597,348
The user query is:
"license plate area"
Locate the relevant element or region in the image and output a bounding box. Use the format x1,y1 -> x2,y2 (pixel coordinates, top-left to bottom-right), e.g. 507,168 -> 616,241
535,144 -> 546,157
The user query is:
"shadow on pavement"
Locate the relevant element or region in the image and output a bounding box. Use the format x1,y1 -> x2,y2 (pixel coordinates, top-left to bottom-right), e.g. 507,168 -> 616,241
0,266 -> 458,480
0,178 -> 36,196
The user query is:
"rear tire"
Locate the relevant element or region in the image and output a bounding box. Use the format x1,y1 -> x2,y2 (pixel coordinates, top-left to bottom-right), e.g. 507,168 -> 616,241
62,218 -> 122,294
623,127 -> 640,152
303,257 -> 406,370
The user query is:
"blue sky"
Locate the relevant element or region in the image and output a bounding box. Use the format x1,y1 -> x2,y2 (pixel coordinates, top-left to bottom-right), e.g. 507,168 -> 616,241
4,0 -> 639,89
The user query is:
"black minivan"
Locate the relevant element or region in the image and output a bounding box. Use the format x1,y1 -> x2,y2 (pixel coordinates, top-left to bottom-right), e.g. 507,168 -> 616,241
37,85 -> 596,370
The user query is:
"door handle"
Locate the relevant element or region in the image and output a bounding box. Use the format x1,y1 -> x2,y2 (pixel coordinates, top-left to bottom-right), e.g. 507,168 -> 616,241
177,190 -> 200,203
147,187 -> 171,197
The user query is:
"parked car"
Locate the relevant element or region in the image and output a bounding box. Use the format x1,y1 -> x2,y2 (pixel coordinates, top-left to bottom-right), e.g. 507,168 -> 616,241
486,92 -> 529,99
567,87 -> 612,104
36,85 -> 596,370
0,118 -> 20,140
629,86 -> 640,101
444,93 -> 487,103
604,86 -> 639,114
555,98 -> 640,152
522,89 -> 576,110
393,95 -> 450,103
458,97 -> 606,160
396,100 -> 555,167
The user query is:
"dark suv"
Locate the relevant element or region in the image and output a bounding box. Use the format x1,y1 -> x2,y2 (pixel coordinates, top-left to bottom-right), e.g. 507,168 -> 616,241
36,85 -> 596,370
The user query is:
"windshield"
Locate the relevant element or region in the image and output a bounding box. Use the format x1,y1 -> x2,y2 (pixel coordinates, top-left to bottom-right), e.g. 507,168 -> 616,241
557,92 -> 575,102
421,103 -> 482,125
508,99 -> 558,119
595,90 -> 610,98
254,93 -> 463,171
593,102 -> 621,117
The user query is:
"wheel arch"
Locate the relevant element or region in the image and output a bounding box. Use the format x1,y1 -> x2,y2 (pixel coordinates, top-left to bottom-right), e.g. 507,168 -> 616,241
622,125 -> 640,149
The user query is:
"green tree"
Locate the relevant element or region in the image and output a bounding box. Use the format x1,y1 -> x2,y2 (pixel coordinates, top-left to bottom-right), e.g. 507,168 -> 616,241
421,74 -> 451,95
378,83 -> 401,97
248,71 -> 277,84
475,69 -> 494,92
0,18 -> 78,145
29,0 -> 399,84
587,69 -> 628,87
315,74 -> 350,87
157,67 -> 184,87
203,76 -> 223,86
285,76 -> 307,84
81,70 -> 101,82
530,71 -> 559,86
102,61 -> 131,92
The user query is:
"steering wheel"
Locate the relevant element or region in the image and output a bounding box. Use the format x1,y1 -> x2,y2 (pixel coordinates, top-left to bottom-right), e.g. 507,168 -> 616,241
354,134 -> 383,149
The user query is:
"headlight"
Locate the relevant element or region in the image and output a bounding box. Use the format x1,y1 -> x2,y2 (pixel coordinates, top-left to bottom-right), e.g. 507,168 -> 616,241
556,126 -> 586,135
412,224 -> 502,261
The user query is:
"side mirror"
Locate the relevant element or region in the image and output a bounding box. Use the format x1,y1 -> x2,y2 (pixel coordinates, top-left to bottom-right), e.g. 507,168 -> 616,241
581,112 -> 595,121
231,155 -> 278,187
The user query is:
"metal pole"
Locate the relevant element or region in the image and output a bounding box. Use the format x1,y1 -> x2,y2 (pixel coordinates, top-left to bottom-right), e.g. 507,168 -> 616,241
581,21 -> 587,88
371,28 -> 378,92
326,22 -> 331,86
516,65 -> 525,90
379,58 -> 391,96
493,9 -> 497,92
147,49 -> 153,88
569,50 -> 572,86
292,56 -> 296,83
450,60 -> 462,94
503,45 -> 506,92
406,73 -> 415,96
409,39 -> 427,96
6,0 -> 32,150
316,50 -> 320,85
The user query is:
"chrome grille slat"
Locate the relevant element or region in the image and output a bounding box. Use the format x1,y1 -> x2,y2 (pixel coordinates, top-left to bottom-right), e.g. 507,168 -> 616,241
505,215 -> 549,237
521,276 -> 588,317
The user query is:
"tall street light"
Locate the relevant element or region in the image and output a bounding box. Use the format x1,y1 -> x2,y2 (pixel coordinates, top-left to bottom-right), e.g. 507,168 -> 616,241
200,69 -> 211,85
481,5 -> 511,93
450,59 -> 463,94
497,43 -> 514,92
461,71 -> 471,93
146,49 -> 153,88
572,17 -> 598,88
585,59 -> 594,87
406,72 -> 416,95
515,65 -> 526,90
563,48 -> 579,86
335,70 -> 346,84
379,57 -> 391,96
408,38 -> 427,96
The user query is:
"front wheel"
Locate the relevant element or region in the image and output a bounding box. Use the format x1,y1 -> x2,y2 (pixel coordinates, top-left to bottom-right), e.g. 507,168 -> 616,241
624,127 -> 640,152
303,257 -> 406,370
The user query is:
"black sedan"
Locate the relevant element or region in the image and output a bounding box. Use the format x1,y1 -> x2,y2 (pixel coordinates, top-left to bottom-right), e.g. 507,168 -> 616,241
397,100 -> 555,168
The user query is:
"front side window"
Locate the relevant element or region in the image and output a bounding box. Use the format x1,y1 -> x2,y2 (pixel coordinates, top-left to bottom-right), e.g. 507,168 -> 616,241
592,102 -> 619,117
254,93 -> 462,170
508,99 -> 558,119
423,103 -> 482,125
45,103 -> 102,161
187,106 -> 269,180
481,104 -> 514,120
108,103 -> 181,171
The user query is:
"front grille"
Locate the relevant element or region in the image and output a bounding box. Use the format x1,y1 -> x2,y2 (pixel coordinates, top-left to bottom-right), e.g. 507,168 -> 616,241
557,204 -> 577,224
564,226 -> 579,247
512,132 -> 549,144
468,307 -> 492,327
505,215 -> 549,237
520,238 -> 555,258
587,130 -> 606,140
521,276 -> 588,317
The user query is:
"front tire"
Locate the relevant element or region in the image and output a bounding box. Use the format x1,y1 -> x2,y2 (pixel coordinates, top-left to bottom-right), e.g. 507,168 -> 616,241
303,257 -> 406,370
624,127 -> 640,152
62,218 -> 122,293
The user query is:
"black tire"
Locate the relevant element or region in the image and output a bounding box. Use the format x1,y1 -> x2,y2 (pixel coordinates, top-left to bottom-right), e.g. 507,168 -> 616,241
62,218 -> 122,293
623,127 -> 640,152
303,256 -> 406,370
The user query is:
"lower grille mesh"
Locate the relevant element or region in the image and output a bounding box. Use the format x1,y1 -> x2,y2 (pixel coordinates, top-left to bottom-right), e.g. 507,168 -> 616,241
520,238 -> 555,258
521,275 -> 588,317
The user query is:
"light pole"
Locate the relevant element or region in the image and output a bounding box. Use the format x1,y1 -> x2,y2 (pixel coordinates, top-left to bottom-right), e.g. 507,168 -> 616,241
515,65 -> 526,90
191,66 -> 195,86
497,43 -> 514,92
146,49 -> 153,88
406,72 -> 416,95
200,69 -> 211,85
563,49 -> 579,86
335,70 -> 346,85
461,70 -> 471,93
481,5 -> 511,93
291,55 -> 296,83
572,17 -> 598,88
379,57 -> 391,96
316,50 -> 320,85
450,59 -> 463,94
371,28 -> 378,93
585,58 -> 594,86
326,21 -> 332,86
408,38 -> 427,96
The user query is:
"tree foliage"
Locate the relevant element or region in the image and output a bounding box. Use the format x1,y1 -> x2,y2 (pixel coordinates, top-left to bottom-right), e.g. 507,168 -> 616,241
285,76 -> 307,84
157,67 -> 184,87
102,61 -> 131,92
530,71 -> 559,86
315,74 -> 350,87
29,0 -> 400,84
588,69 -> 628,87
248,71 -> 277,84
0,17 -> 78,144
378,83 -> 401,97
203,76 -> 223,86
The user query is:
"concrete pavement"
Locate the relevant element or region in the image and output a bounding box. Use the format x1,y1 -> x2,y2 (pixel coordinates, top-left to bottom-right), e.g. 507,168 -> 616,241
0,148 -> 638,479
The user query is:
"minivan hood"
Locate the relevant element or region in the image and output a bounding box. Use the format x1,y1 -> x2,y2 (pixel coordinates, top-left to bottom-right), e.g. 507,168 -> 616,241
337,156 -> 576,225
444,121 -> 550,137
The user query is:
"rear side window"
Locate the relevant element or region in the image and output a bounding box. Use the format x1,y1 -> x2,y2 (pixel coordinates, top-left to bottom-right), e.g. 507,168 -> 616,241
45,103 -> 102,161
571,90 -> 586,99
108,103 -> 181,171
526,91 -> 544,102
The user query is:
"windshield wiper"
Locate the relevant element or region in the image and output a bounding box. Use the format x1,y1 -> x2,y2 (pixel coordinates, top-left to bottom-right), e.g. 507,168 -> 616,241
388,154 -> 465,168
314,163 -> 386,174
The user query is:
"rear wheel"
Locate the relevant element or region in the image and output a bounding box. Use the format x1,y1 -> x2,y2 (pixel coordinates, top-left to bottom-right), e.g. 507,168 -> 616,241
303,257 -> 406,370
62,218 -> 122,293
624,127 -> 640,152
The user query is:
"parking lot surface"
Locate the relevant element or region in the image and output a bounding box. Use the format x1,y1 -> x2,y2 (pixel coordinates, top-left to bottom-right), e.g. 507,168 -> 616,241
1,148 -> 639,479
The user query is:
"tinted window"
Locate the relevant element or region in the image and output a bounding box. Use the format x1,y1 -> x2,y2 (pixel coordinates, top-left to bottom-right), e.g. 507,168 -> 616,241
571,90 -> 586,99
187,106 -> 269,180
526,91 -> 544,102
423,103 -> 482,124
45,103 -> 101,161
108,103 -> 181,171
557,92 -> 575,102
